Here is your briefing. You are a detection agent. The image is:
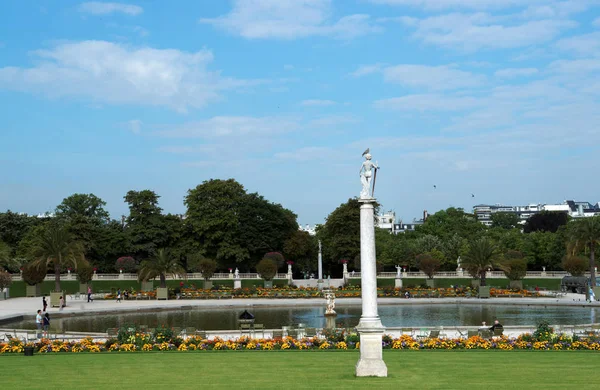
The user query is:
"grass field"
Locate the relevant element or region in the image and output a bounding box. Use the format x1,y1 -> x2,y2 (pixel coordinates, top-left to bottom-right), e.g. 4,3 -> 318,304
1,351 -> 599,389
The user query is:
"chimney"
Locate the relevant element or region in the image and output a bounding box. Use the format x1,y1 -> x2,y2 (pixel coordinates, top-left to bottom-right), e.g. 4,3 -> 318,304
578,204 -> 584,216
423,210 -> 428,221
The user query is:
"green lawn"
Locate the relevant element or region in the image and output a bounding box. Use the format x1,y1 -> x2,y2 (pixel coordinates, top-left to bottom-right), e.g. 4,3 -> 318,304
1,351 -> 598,389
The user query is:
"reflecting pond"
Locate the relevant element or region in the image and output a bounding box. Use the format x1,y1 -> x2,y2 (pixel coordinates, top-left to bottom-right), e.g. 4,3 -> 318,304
5,304 -> 598,332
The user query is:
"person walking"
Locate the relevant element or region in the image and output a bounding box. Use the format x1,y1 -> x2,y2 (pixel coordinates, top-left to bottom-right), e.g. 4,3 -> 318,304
59,296 -> 65,311
116,289 -> 122,303
87,286 -> 93,303
43,312 -> 50,338
35,310 -> 43,339
42,296 -> 47,312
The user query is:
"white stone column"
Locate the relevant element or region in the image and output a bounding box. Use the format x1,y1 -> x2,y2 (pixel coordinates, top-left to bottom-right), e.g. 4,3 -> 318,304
356,199 -> 387,377
317,240 -> 324,290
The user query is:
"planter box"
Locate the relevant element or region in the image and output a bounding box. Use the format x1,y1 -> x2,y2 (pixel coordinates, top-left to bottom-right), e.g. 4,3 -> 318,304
50,291 -> 66,307
26,284 -> 41,297
509,280 -> 523,290
425,279 -> 435,288
263,280 -> 273,288
79,283 -> 89,294
156,287 -> 169,300
0,288 -> 8,300
141,281 -> 154,292
593,287 -> 600,301
478,286 -> 490,299
203,280 -> 213,290
23,346 -> 34,356
471,279 -> 481,289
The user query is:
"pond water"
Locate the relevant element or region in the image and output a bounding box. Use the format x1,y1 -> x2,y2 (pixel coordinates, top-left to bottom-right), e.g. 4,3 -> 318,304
5,304 -> 598,332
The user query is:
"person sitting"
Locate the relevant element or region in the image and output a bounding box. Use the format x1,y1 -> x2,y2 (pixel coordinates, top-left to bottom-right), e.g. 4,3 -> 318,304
489,320 -> 503,332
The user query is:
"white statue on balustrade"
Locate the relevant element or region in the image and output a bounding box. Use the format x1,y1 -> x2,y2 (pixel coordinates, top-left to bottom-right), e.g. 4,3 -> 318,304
234,268 -> 239,279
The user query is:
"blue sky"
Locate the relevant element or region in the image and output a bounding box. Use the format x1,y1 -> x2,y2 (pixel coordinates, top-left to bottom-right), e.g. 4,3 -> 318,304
1,0 -> 599,226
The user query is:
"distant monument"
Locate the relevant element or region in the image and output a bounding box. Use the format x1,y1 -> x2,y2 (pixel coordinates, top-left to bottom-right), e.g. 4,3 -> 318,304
356,149 -> 387,377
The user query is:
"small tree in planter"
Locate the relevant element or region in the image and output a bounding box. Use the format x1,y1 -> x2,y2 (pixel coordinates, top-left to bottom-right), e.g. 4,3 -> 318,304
0,270 -> 12,300
416,252 -> 441,288
115,256 -> 136,273
77,264 -> 94,293
22,262 -> 47,297
198,257 -> 217,289
263,252 -> 285,271
501,251 -> 527,290
562,255 -> 588,277
138,248 -> 186,300
256,257 -> 278,288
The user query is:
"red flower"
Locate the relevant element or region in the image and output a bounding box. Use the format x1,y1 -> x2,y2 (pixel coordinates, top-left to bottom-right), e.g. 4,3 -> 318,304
286,261 -> 294,265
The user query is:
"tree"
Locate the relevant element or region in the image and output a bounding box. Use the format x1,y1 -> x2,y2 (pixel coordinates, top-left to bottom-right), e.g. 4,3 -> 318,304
55,193 -> 109,223
256,257 -> 277,281
522,231 -> 564,271
137,248 -> 186,288
416,253 -> 441,279
317,198 -> 378,277
561,255 -> 588,277
115,256 -> 136,272
491,213 -> 520,229
21,262 -> 47,286
523,211 -> 569,233
185,179 -> 298,269
77,264 -> 94,284
283,231 -> 316,275
124,190 -> 169,259
0,211 -> 40,256
0,270 -> 12,291
417,207 -> 486,240
440,234 -> 467,271
568,216 -> 600,286
462,237 -> 500,286
0,241 -> 11,271
263,252 -> 285,271
29,223 -> 88,292
501,251 -> 527,281
198,257 -> 218,281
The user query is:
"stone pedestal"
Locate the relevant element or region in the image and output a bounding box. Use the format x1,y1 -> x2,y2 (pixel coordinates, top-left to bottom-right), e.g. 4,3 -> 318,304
325,314 -> 336,329
395,277 -> 402,288
234,278 -> 242,289
356,199 -> 387,377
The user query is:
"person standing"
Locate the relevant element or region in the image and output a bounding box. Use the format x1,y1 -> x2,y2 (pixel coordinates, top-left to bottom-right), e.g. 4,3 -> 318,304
42,296 -> 47,312
43,312 -> 50,338
35,310 -> 43,338
116,289 -> 122,303
87,286 -> 93,303
59,296 -> 65,311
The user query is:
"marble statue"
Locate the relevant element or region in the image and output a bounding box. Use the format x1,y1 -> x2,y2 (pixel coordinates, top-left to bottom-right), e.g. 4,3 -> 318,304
360,149 -> 379,199
234,268 -> 239,279
325,291 -> 336,315
395,265 -> 402,278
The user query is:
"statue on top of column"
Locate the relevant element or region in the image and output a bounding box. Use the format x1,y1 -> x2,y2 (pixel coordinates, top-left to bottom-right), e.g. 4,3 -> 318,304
360,148 -> 379,199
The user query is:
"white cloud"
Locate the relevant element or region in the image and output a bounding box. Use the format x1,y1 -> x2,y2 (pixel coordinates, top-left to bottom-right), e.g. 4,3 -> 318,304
127,119 -> 142,134
199,0 -> 380,39
283,64 -> 295,70
275,146 -> 335,161
349,63 -> 385,77
301,99 -> 336,106
549,59 -> 600,74
374,94 -> 481,111
368,0 -> 523,9
0,41 -> 252,112
556,32 -> 600,56
494,67 -> 539,78
594,17 -> 600,27
156,116 -> 299,138
400,12 -> 576,51
79,2 -> 143,16
383,64 -> 485,90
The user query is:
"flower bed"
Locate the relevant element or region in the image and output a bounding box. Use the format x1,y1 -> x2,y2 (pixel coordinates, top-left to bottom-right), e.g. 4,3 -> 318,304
3,330 -> 599,354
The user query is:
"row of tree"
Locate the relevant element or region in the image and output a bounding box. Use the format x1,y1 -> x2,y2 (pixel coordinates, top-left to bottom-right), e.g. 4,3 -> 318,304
1,182 -> 599,289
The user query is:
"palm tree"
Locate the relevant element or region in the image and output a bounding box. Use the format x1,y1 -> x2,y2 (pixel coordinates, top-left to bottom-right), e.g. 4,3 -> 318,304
30,224 -> 87,292
138,248 -> 186,288
462,237 -> 500,287
568,216 -> 600,287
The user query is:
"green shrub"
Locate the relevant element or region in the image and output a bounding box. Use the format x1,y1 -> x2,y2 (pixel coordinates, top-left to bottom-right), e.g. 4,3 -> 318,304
256,258 -> 277,281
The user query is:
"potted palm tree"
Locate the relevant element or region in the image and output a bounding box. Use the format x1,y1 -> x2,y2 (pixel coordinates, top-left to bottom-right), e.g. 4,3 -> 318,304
256,257 -> 278,288
462,238 -> 500,298
29,224 -> 88,307
500,251 -> 527,290
138,248 -> 186,300
22,262 -> 47,297
568,216 -> 600,298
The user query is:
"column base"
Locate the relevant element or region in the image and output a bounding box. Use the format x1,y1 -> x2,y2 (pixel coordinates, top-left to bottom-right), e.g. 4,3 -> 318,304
355,324 -> 387,377
233,279 -> 241,289
317,280 -> 324,290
